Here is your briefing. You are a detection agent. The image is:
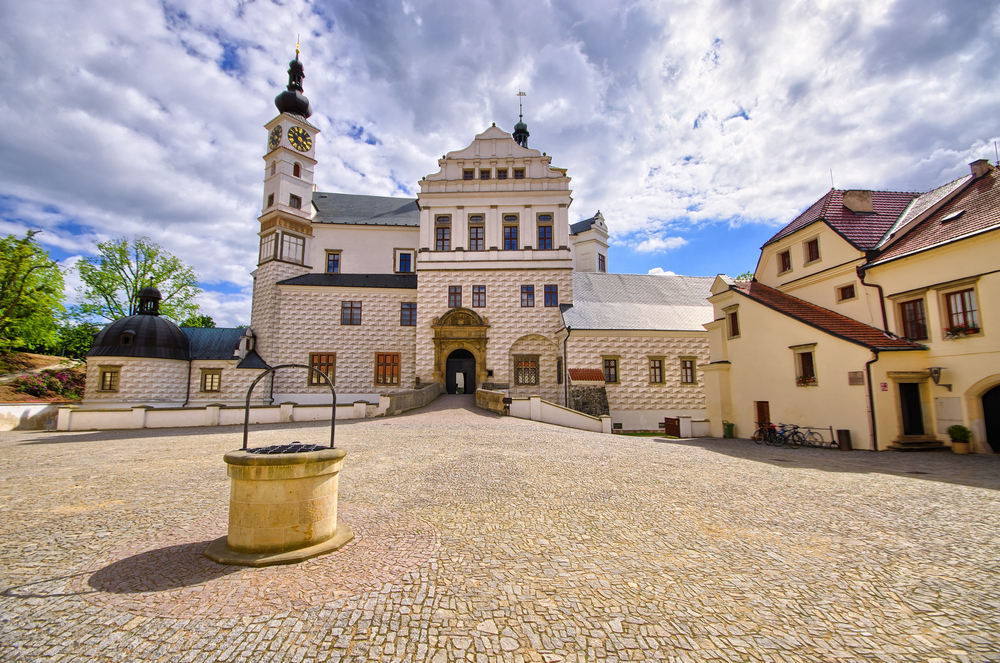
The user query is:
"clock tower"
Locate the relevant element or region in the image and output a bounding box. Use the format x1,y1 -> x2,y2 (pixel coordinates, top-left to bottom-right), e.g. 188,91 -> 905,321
251,49 -> 320,361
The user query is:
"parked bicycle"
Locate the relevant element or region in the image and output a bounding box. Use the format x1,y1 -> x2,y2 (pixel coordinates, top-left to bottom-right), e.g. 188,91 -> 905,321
752,422 -> 838,449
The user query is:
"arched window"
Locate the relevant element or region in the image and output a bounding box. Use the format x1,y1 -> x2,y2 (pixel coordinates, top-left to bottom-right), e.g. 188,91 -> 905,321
119,331 -> 135,346
293,162 -> 301,177
270,161 -> 276,176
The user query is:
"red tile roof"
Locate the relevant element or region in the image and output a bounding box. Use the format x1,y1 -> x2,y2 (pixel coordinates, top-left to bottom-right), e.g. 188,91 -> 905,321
731,282 -> 925,351
870,167 -> 1000,264
568,368 -> 605,382
765,189 -> 919,250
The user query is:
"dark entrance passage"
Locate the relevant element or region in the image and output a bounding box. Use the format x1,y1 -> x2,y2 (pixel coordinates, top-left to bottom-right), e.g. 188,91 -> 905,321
899,383 -> 924,435
983,385 -> 1000,453
446,349 -> 476,394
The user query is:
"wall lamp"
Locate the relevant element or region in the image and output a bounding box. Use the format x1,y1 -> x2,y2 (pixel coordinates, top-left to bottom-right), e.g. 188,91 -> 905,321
927,367 -> 952,391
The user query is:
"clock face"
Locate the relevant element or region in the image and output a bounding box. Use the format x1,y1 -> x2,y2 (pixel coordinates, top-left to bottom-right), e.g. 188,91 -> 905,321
288,126 -> 312,152
268,125 -> 282,151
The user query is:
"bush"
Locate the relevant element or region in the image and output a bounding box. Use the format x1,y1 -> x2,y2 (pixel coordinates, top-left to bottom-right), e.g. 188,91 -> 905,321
11,369 -> 86,399
946,424 -> 972,442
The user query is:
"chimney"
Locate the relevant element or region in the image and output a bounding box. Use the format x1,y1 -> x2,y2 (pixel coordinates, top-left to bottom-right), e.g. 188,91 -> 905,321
843,190 -> 874,214
970,159 -> 993,178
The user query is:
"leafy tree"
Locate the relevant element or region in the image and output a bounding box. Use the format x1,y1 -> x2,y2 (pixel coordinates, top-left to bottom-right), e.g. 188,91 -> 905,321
735,270 -> 755,281
56,321 -> 102,359
181,315 -> 216,328
0,231 -> 65,351
76,236 -> 201,323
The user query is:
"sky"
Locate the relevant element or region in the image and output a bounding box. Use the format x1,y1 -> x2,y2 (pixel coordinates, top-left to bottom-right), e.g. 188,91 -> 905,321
1,0 -> 998,327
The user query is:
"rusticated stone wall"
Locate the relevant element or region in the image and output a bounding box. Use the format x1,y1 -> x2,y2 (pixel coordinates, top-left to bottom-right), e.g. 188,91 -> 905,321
570,385 -> 610,417
508,334 -> 563,404
84,358 -> 189,403
251,260 -> 309,360
566,333 -> 709,412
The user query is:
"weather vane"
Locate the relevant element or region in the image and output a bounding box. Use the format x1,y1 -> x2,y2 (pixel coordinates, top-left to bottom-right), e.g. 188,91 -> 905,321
517,90 -> 526,120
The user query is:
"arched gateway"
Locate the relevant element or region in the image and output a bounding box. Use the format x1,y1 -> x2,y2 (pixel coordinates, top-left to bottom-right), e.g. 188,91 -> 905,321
431,308 -> 489,392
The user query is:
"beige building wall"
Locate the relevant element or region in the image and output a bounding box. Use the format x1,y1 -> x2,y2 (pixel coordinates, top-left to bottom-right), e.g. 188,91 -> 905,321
704,289 -> 877,447
84,357 -> 189,406
263,285 -> 418,403
567,330 -> 709,429
869,233 -> 1000,453
308,224 -> 419,275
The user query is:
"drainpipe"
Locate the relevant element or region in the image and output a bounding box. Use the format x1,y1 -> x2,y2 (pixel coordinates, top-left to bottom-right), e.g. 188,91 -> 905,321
182,358 -> 193,407
857,264 -> 888,331
865,351 -> 880,451
563,326 -> 571,407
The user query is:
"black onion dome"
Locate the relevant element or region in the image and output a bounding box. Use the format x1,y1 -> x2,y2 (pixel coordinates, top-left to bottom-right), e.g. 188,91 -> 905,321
87,314 -> 191,360
137,286 -> 162,300
512,118 -> 529,148
274,56 -> 313,118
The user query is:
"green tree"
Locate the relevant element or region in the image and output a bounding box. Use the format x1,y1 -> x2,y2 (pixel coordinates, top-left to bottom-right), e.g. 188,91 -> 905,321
0,231 -> 65,351
735,270 -> 755,281
180,315 -> 216,328
76,236 -> 201,323
56,321 -> 102,359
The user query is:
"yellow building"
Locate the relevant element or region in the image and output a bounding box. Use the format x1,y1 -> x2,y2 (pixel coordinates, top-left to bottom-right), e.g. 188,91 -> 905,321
705,160 -> 1000,453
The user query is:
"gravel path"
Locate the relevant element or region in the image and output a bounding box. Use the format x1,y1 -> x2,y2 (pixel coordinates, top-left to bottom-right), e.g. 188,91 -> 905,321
1,394 -> 998,662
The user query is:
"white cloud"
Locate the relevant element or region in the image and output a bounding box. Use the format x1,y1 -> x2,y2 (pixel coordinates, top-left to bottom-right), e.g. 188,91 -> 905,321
632,235 -> 688,253
1,0 -> 998,324
647,267 -> 677,276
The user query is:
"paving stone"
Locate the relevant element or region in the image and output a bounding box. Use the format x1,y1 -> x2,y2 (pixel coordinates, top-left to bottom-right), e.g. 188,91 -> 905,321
0,395 -> 999,662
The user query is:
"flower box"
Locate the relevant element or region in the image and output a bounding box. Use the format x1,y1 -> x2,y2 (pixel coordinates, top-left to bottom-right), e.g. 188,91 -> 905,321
795,375 -> 817,386
945,324 -> 980,338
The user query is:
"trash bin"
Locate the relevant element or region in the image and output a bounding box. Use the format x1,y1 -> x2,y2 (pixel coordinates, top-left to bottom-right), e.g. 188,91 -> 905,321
723,421 -> 735,439
836,429 -> 852,451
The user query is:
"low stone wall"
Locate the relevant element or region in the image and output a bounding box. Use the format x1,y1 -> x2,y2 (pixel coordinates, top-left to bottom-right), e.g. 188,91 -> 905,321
475,389 -> 507,415
383,382 -> 442,416
508,396 -> 611,434
569,385 -> 609,417
0,402 -> 71,431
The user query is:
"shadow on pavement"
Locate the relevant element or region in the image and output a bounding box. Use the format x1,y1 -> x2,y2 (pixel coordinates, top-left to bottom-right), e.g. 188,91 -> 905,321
653,436 -> 1000,492
87,541 -> 240,593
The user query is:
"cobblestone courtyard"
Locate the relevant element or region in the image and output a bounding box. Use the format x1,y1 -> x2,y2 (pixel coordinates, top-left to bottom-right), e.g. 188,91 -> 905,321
1,395 -> 999,662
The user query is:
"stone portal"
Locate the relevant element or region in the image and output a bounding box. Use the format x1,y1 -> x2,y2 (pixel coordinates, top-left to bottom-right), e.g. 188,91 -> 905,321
432,308 -> 489,391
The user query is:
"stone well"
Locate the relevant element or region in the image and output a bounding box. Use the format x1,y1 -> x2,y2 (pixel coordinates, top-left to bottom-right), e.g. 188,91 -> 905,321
204,447 -> 353,567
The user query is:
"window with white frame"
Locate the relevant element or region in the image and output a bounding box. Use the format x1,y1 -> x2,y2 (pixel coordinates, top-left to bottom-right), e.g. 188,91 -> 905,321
259,232 -> 277,263
943,288 -> 980,335
792,344 -> 817,386
280,233 -> 305,264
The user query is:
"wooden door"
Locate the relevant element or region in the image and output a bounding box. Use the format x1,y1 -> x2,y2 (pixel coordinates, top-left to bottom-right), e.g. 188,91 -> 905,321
755,401 -> 770,426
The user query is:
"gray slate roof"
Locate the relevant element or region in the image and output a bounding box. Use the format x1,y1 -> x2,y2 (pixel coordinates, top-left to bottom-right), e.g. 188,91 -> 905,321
182,327 -> 245,360
562,273 -> 715,331
570,216 -> 597,235
312,192 -> 420,226
278,273 -> 418,289
236,349 -> 270,370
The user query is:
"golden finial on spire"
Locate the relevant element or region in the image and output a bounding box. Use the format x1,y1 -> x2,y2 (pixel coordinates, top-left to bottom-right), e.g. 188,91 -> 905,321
296,35 -> 300,58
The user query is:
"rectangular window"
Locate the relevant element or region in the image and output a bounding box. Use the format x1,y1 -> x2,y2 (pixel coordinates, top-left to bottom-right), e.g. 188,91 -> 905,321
797,351 -> 816,385
681,359 -> 696,385
341,301 -> 362,325
649,359 -> 663,384
289,194 -> 302,210
514,169 -> 525,179
200,369 -> 222,392
448,286 -> 462,309
778,250 -> 791,274
397,252 -> 412,273
805,238 -> 820,264
375,353 -> 401,386
401,302 -> 417,326
503,218 -> 519,250
899,299 -> 928,340
472,285 -> 486,308
945,288 -> 979,330
259,233 -> 277,263
436,227 -> 451,251
537,218 -> 553,250
463,169 -> 474,180
727,309 -> 740,338
497,169 -> 508,180
280,233 -> 305,264
326,251 -> 341,274
603,358 -> 618,384
309,353 -> 335,386
514,356 -> 539,386
469,224 -> 484,251
99,367 -> 120,392
838,284 -> 856,301
521,285 -> 534,307
598,254 -> 606,272
266,193 -> 274,208
544,284 -> 558,307
480,169 -> 491,180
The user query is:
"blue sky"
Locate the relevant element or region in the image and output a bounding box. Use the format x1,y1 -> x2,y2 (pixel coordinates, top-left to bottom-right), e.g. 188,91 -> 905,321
1,0 -> 998,326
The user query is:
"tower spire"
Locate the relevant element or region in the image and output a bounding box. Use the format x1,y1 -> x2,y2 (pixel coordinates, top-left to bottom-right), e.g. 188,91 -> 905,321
513,90 -> 529,148
274,42 -> 313,118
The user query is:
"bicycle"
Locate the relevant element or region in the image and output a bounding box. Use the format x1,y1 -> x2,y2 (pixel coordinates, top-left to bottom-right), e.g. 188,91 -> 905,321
773,423 -> 804,448
752,421 -> 776,445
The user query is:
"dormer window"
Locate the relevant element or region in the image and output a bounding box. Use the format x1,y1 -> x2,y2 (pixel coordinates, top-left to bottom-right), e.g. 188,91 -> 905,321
293,162 -> 301,177
119,331 -> 135,346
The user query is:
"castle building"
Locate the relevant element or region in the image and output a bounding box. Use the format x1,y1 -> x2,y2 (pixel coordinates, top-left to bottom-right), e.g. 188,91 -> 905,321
84,54 -> 715,431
